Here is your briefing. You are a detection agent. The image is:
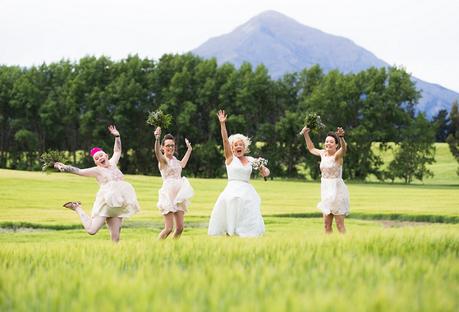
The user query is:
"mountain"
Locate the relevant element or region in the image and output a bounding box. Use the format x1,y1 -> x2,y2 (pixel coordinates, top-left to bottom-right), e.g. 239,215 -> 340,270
192,10 -> 459,118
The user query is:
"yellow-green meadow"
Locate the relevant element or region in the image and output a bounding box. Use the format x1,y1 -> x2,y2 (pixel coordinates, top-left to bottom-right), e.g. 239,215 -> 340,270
1,160 -> 458,311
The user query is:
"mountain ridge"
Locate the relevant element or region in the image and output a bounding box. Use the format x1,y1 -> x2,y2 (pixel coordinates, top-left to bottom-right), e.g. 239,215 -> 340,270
192,10 -> 458,118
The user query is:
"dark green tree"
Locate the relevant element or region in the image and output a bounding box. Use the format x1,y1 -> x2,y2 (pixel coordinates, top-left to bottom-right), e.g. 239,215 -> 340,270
446,101 -> 459,175
432,109 -> 450,142
387,114 -> 436,183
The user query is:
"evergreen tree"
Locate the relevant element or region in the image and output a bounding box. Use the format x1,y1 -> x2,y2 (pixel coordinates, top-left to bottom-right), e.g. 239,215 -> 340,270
446,101 -> 459,175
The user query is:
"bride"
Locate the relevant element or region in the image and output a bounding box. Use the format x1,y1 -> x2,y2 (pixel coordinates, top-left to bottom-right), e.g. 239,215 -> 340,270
208,110 -> 270,237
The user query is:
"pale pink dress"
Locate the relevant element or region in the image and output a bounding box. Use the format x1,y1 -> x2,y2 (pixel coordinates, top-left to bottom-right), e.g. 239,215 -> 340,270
157,156 -> 194,215
317,151 -> 350,216
91,165 -> 140,218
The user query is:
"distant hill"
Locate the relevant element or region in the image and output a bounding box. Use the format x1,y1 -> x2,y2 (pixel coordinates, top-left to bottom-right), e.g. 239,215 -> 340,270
192,10 -> 459,118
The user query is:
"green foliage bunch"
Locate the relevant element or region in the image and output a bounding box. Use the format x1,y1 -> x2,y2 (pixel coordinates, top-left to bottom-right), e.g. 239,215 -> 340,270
303,112 -> 325,132
146,109 -> 173,129
40,150 -> 67,172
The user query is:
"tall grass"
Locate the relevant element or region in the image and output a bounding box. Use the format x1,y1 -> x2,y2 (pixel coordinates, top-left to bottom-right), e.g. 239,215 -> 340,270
1,222 -> 458,311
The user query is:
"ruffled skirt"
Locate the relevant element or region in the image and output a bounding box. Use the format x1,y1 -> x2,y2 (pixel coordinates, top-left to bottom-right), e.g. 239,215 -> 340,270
317,178 -> 350,216
92,180 -> 140,218
157,177 -> 194,215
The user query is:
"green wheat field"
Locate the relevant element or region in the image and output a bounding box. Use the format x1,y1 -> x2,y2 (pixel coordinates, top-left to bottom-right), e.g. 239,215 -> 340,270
1,144 -> 458,311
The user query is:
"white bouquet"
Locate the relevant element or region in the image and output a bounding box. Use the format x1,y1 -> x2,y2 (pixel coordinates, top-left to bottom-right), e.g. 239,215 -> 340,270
251,157 -> 268,181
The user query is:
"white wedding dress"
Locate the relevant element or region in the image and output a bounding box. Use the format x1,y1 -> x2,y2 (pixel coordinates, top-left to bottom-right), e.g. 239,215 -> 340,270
208,156 -> 265,237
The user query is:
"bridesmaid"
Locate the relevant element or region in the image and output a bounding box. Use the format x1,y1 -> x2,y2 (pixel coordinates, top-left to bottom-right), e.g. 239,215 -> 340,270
301,126 -> 350,233
154,127 -> 194,239
54,125 -> 140,242
208,110 -> 270,237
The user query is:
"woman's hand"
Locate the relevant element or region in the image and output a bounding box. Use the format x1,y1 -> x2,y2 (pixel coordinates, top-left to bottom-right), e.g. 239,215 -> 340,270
336,127 -> 345,137
300,126 -> 311,136
217,110 -> 227,123
54,162 -> 65,171
154,127 -> 161,139
108,125 -> 120,137
259,164 -> 270,181
185,138 -> 192,151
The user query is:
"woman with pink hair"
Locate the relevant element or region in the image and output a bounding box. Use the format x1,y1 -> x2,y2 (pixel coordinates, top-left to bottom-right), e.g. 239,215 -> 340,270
53,125 -> 140,242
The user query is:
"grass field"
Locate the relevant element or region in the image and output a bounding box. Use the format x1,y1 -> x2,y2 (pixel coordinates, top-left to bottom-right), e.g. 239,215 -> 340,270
368,142 -> 459,185
1,224 -> 458,311
1,145 -> 458,311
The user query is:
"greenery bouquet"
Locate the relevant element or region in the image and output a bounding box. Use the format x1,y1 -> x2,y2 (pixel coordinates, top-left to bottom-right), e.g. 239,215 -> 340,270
299,112 -> 326,135
40,150 -> 67,172
146,109 -> 172,129
303,112 -> 325,131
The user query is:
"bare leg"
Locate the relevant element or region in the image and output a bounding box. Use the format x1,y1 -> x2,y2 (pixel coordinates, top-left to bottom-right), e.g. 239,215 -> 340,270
158,213 -> 174,239
106,217 -> 123,242
173,211 -> 185,239
323,213 -> 333,234
70,204 -> 106,235
335,215 -> 346,234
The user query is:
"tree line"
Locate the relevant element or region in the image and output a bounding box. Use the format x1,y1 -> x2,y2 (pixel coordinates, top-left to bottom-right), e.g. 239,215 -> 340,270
1,53 -> 456,182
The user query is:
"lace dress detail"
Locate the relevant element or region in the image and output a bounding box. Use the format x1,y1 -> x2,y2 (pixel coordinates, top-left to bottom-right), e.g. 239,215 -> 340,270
208,156 -> 265,237
157,156 -> 194,215
92,165 -> 140,218
317,151 -> 350,216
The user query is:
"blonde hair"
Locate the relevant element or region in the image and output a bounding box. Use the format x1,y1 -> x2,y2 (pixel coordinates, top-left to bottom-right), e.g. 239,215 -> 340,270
228,134 -> 251,154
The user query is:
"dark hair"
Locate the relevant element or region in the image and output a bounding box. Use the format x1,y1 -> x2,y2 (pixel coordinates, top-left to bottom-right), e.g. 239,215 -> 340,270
161,134 -> 175,146
326,131 -> 340,148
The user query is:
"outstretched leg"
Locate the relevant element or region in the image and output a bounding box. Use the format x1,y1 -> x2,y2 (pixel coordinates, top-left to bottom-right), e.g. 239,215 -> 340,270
106,217 -> 123,242
323,213 -> 333,234
335,215 -> 346,234
158,212 -> 174,239
64,202 -> 106,235
173,211 -> 185,239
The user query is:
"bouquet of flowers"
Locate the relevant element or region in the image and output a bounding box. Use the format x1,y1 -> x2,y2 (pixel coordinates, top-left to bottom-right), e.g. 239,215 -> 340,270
304,112 -> 325,131
40,150 -> 67,172
299,112 -> 326,135
146,109 -> 172,129
251,157 -> 268,181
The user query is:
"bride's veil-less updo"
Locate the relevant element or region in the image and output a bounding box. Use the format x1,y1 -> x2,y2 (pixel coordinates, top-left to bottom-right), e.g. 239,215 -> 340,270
228,134 -> 251,153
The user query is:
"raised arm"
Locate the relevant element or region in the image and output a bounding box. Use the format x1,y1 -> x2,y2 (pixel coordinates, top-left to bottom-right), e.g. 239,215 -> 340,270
301,127 -> 321,157
334,127 -> 347,162
54,162 -> 98,177
108,125 -> 121,165
180,138 -> 192,168
217,110 -> 233,163
154,127 -> 168,168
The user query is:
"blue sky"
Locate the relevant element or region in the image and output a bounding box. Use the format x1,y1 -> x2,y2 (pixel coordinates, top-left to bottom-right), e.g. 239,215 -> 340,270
1,0 -> 458,92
